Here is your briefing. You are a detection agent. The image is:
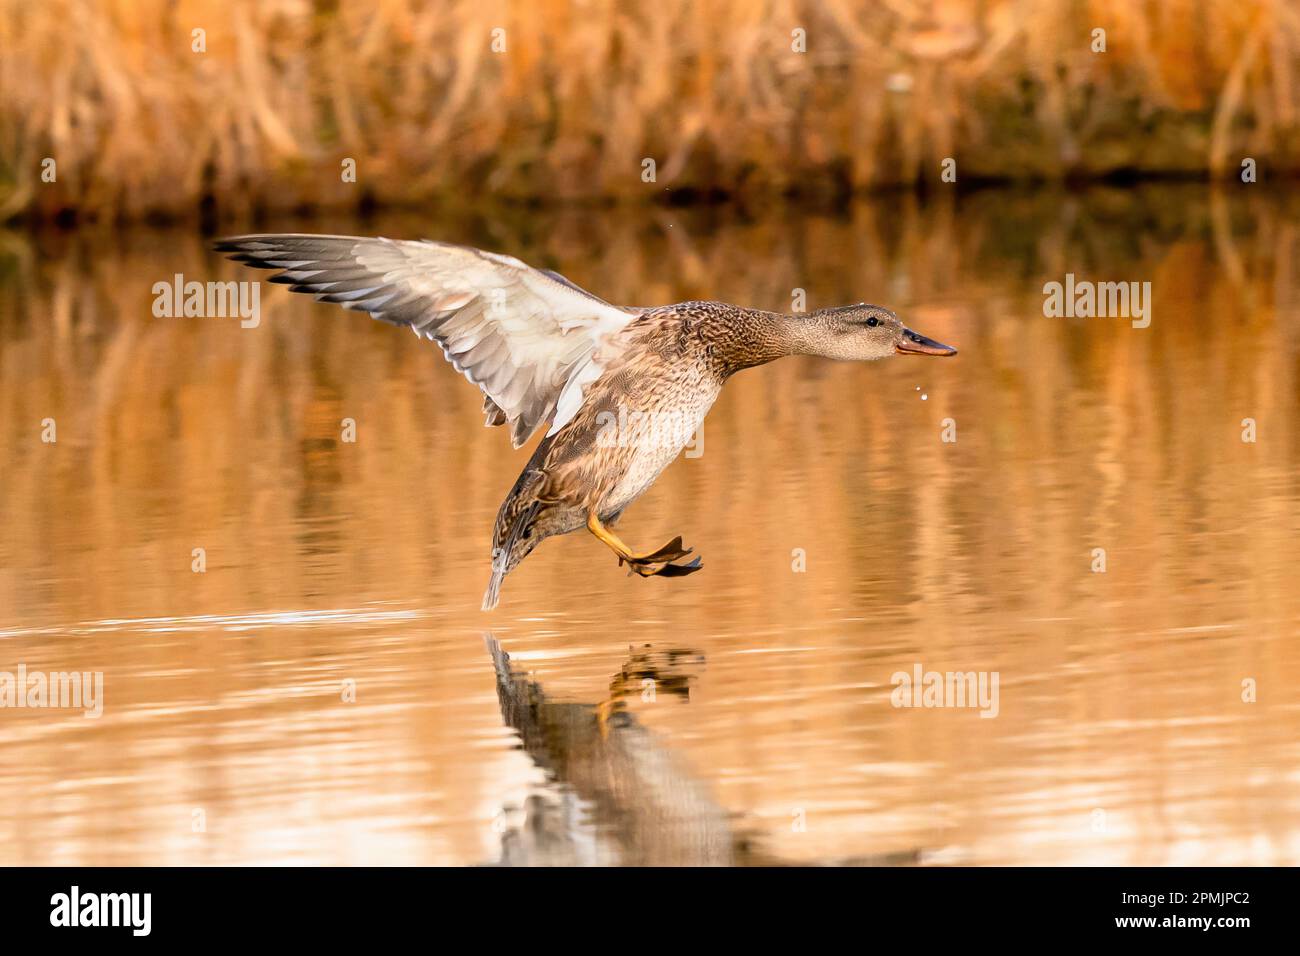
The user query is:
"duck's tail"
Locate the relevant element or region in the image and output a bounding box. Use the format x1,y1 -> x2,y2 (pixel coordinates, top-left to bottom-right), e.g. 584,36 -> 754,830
482,565 -> 506,612
481,448 -> 550,613
481,508 -> 534,612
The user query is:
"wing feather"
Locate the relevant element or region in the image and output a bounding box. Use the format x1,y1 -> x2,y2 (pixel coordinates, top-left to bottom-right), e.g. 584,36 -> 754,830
215,234 -> 638,446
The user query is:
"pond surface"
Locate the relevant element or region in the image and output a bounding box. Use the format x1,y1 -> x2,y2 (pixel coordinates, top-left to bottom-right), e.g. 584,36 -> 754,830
1,184 -> 1298,865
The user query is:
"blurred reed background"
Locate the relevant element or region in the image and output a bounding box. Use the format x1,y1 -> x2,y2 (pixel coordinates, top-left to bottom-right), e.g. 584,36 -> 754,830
3,0 -> 1300,223
3,0 -> 1300,867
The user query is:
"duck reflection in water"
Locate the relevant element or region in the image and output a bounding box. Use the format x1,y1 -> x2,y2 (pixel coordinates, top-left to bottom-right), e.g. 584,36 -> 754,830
483,635 -> 924,867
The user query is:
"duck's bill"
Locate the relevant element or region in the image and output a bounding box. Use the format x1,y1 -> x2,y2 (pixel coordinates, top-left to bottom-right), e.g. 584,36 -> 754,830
897,328 -> 958,356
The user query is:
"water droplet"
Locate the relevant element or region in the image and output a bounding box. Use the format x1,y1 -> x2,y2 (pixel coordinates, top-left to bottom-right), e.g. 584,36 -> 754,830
921,393 -> 928,401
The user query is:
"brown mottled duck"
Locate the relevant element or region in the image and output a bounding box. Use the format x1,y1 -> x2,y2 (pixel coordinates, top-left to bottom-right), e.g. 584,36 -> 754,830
216,235 -> 957,610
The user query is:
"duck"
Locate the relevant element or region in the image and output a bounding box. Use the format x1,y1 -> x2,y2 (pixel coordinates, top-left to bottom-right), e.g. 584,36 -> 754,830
216,234 -> 957,610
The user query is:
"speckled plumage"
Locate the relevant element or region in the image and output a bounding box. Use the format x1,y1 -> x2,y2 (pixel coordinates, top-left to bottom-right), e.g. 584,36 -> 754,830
486,303 -> 732,589
216,235 -> 957,611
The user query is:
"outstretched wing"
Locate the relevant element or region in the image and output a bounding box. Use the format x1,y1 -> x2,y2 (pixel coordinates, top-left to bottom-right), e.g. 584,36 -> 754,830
215,234 -> 638,446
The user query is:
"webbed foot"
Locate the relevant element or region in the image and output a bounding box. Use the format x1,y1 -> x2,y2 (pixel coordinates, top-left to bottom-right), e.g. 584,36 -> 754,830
618,535 -> 693,566
623,554 -> 703,578
587,514 -> 703,580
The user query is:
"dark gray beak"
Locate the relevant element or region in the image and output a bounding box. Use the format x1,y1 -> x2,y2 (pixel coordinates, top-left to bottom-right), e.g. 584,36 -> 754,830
896,327 -> 958,356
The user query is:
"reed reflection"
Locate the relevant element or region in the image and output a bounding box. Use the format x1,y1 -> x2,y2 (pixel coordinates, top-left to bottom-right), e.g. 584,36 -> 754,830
1,183 -> 1298,865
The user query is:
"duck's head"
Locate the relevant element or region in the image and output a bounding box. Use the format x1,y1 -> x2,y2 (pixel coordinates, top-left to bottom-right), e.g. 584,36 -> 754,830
808,304 -> 957,361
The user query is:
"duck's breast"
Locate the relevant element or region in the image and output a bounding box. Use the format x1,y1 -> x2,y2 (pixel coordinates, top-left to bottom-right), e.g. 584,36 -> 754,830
593,362 -> 721,515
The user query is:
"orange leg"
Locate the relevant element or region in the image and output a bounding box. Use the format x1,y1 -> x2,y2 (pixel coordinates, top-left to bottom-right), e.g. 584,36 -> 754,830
586,513 -> 702,577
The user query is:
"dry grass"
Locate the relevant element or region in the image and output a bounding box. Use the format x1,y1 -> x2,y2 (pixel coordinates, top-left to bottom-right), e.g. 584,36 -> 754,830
4,0 -> 1300,221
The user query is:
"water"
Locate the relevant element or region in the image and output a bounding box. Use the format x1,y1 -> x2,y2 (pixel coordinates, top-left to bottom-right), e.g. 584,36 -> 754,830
2,184 -> 1298,865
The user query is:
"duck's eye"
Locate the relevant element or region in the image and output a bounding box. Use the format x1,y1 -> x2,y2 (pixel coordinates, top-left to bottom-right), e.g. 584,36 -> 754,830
866,317 -> 879,327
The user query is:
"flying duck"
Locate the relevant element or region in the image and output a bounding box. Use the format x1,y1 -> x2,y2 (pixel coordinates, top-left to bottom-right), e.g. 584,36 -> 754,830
216,234 -> 957,610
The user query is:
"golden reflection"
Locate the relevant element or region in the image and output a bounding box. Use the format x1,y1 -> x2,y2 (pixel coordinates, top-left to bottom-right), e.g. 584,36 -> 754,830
484,635 -> 922,865
1,184 -> 1298,864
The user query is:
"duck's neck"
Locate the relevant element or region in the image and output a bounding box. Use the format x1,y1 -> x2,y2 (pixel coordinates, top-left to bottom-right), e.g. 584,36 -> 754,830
710,309 -> 827,376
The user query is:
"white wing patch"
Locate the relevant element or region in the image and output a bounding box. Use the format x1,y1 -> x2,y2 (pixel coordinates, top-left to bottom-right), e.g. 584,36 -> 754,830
217,234 -> 638,446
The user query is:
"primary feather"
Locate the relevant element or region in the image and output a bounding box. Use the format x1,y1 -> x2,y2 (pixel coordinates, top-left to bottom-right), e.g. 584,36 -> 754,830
215,234 -> 638,446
